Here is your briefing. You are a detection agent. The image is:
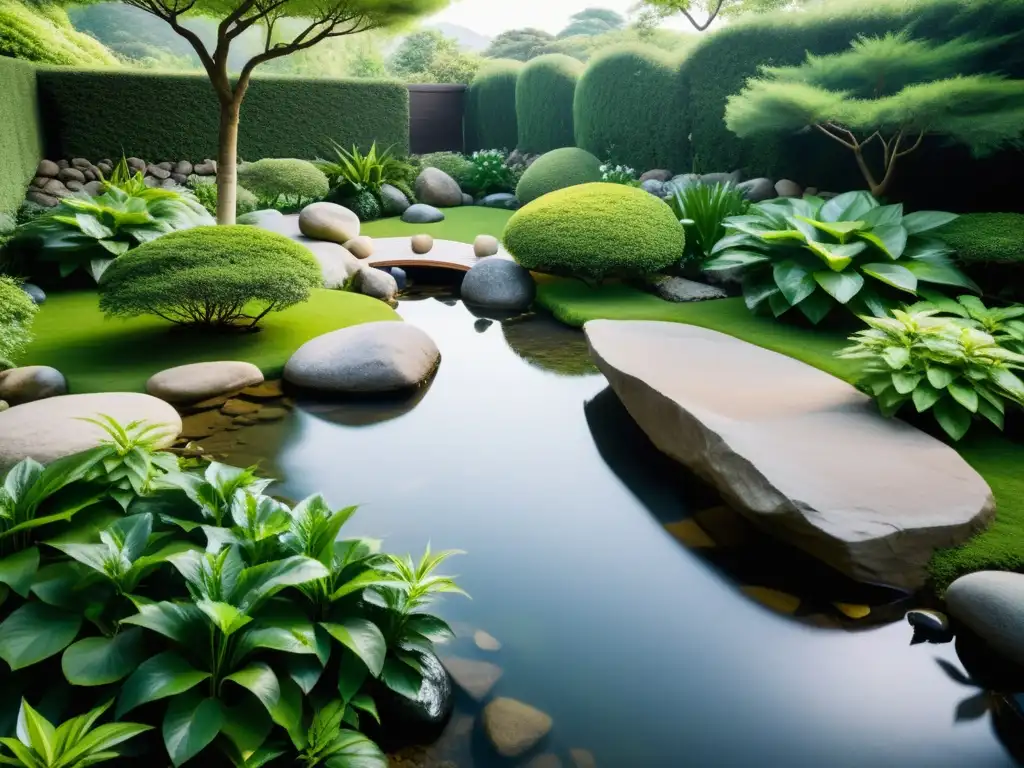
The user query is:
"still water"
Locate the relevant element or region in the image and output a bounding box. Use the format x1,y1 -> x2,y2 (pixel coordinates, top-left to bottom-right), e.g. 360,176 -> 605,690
236,291 -> 1018,767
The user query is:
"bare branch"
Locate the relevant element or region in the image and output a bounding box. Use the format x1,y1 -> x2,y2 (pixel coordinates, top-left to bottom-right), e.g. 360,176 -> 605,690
122,0 -> 217,83
895,130 -> 926,158
678,0 -> 725,31
814,122 -> 857,151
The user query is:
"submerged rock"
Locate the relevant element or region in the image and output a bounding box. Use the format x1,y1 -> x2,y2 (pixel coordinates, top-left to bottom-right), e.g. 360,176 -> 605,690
441,657 -> 503,701
372,652 -> 454,750
474,630 -> 502,652
477,193 -> 520,210
147,361 -> 264,405
482,697 -> 552,757
906,609 -> 952,643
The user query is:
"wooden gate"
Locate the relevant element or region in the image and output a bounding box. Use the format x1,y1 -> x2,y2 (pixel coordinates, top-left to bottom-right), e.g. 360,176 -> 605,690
408,84 -> 467,155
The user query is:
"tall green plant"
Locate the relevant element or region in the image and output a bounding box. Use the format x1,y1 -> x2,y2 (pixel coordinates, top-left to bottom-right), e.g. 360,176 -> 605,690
668,182 -> 749,268
315,142 -> 411,197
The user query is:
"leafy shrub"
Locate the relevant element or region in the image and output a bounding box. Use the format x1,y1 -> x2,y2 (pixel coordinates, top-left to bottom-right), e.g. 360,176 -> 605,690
516,54 -> 583,153
0,276 -> 37,369
465,149 -> 517,195
515,147 -> 603,204
911,293 -> 1024,355
98,226 -> 322,329
668,182 -> 749,268
465,59 -> 522,152
341,188 -> 383,222
236,158 -> 330,209
599,162 -> 638,186
316,140 -> 414,199
187,174 -> 258,218
416,151 -> 474,186
15,184 -> 213,283
839,308 -> 1024,440
504,182 -> 685,281
0,0 -> 119,65
705,191 -> 978,324
939,212 -> 1024,301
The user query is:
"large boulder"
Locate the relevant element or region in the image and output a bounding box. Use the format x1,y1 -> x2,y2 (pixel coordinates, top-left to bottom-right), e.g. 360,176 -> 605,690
298,202 -> 360,244
946,572 -> 1024,667
146,361 -> 264,404
0,393 -> 181,474
352,266 -> 398,303
402,204 -> 445,224
284,321 -> 440,394
442,657 -> 503,701
379,183 -> 410,215
0,367 -> 67,406
482,698 -> 553,758
584,320 -> 995,589
460,257 -> 535,312
737,178 -> 776,202
414,167 -> 463,208
295,238 -> 361,289
478,193 -> 520,210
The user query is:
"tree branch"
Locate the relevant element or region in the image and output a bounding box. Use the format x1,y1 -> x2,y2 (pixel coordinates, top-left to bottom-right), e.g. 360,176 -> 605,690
895,130 -> 925,158
814,122 -> 857,151
124,0 -> 218,90
678,0 -> 725,32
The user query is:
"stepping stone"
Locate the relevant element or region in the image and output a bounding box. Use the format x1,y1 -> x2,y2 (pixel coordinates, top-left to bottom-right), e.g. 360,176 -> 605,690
474,630 -> 502,652
441,657 -> 502,701
147,361 -> 264,405
570,748 -> 598,768
482,697 -> 552,758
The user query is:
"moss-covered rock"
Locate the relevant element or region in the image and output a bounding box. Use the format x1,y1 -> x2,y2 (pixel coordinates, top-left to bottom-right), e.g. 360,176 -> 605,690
515,147 -> 602,205
940,213 -> 1024,301
503,182 -> 684,280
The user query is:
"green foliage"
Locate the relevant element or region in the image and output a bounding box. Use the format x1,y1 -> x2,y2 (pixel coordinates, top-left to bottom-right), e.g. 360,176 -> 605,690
465,60 -> 522,152
0,0 -> 119,66
939,213 -> 1024,301
15,185 -> 213,284
0,276 -> 37,369
504,182 -> 685,280
0,58 -> 40,220
237,159 -> 330,209
515,54 -> 583,154
316,142 -> 411,200
340,189 -> 382,222
558,7 -> 626,38
414,49 -> 485,85
706,191 -> 979,324
464,150 -> 517,196
187,176 -> 258,218
35,70 -> 411,161
910,293 -> 1024,355
573,45 -> 689,173
838,307 -> 1024,440
725,31 -> 1024,196
668,182 -> 750,267
483,28 -> 555,61
389,29 -> 459,76
415,152 -> 474,186
541,27 -> 697,63
515,147 -> 602,205
0,698 -> 149,767
98,226 -> 322,329
598,162 -> 638,186
296,700 -> 385,767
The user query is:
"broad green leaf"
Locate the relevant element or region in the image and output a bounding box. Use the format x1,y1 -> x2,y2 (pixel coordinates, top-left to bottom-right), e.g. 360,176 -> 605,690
805,239 -> 865,271
269,676 -> 304,746
163,693 -> 223,767
61,627 -> 146,686
0,603 -> 81,671
759,229 -> 807,243
219,697 -> 272,760
232,557 -> 329,611
992,367 -> 1024,399
892,371 -> 923,395
288,655 -> 326,696
403,614 -> 455,642
796,289 -> 833,325
767,291 -> 791,318
704,249 -> 771,270
349,693 -> 379,725
860,203 -> 903,227
196,600 -> 251,637
978,398 -> 1005,429
926,366 -> 956,390
933,397 -> 972,441
902,261 -> 981,292
741,274 -> 780,312
902,210 -> 958,235
336,651 -> 367,704
319,730 -> 387,768
772,260 -> 816,306
822,190 -> 877,222
948,380 -> 980,413
0,548 -> 39,599
883,348 -> 911,373
224,663 -> 280,716
233,617 -> 321,667
813,270 -> 864,304
320,620 -> 386,677
861,263 -> 918,294
120,601 -> 208,646
795,215 -> 866,241
330,571 -> 406,602
858,224 -> 908,259
380,657 -> 422,701
912,382 -> 942,412
19,700 -> 55,764
116,652 -> 210,718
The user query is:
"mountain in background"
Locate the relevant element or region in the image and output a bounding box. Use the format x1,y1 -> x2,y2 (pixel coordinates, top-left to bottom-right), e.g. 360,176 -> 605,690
427,22 -> 492,52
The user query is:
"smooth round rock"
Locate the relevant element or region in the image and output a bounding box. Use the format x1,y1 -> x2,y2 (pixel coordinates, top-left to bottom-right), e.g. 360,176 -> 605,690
343,235 -> 374,259
0,393 -> 181,474
483,697 -> 553,758
442,656 -> 503,701
36,159 -> 59,178
298,202 -> 360,244
641,179 -> 666,198
147,361 -> 264,404
414,167 -> 463,208
353,266 -> 398,303
389,267 -> 408,290
473,234 -> 499,258
775,179 -> 803,198
411,234 -> 434,254
461,192 -> 474,206
295,238 -> 361,289
284,321 -> 440,394
20,283 -> 46,305
379,183 -> 410,215
639,169 -> 672,183
946,571 -> 1024,667
477,192 -> 520,210
461,257 -> 536,312
0,366 -> 67,405
737,177 -> 776,202
402,204 -> 445,224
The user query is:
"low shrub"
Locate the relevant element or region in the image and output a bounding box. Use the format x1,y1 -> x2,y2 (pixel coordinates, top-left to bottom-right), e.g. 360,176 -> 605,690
504,182 -> 685,281
465,149 -> 518,195
939,213 -> 1024,301
599,162 -> 638,186
316,140 -> 415,201
667,182 -> 750,269
187,175 -> 258,217
0,275 -> 37,368
236,158 -> 330,209
515,147 -> 603,204
416,151 -> 474,186
98,226 -> 322,329
339,187 -> 383,222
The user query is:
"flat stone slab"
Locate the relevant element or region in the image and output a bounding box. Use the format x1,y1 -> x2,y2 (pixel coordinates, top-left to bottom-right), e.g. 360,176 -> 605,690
483,697 -> 553,758
147,361 -> 264,404
366,237 -> 512,273
0,393 -> 182,474
584,320 -> 995,589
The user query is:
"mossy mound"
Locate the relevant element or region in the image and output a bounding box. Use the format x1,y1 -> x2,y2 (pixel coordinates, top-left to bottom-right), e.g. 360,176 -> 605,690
515,147 -> 602,205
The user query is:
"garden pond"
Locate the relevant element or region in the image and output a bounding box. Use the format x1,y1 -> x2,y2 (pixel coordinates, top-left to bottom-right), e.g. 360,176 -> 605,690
207,281 -> 1023,768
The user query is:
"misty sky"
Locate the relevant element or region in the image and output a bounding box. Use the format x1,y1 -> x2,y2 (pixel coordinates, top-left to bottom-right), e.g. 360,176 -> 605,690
428,0 -> 695,36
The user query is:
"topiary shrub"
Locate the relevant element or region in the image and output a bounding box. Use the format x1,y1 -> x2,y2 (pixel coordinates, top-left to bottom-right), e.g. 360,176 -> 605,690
573,45 -> 688,172
516,54 -> 584,154
515,147 -> 603,204
236,158 -> 330,209
342,188 -> 382,222
940,213 -> 1024,301
465,59 -> 523,152
504,182 -> 684,281
416,152 -> 474,186
0,276 -> 37,369
188,176 -> 258,218
98,226 -> 322,330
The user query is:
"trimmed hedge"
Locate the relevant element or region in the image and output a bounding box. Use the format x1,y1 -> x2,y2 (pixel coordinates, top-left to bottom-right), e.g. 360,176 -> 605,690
504,182 -> 684,280
0,275 -> 38,368
0,0 -> 118,66
516,54 -> 583,154
237,159 -> 330,202
940,213 -> 1024,301
36,70 -> 410,161
516,147 -> 602,204
0,58 -> 41,219
465,59 -> 522,152
573,45 -> 688,172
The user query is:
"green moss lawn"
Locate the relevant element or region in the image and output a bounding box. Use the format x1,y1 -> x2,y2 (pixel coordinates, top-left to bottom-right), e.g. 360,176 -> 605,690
22,289 -> 397,394
361,206 -> 514,242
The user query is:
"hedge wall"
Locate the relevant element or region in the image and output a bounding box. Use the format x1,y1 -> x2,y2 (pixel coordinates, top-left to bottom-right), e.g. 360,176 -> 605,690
36,70 -> 410,161
0,58 -> 41,218
573,45 -> 688,173
516,54 -> 583,154
465,59 -> 522,152
679,0 -> 1024,210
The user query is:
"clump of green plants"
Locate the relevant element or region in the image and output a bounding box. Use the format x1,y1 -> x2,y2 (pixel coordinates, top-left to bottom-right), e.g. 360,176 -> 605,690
236,158 -> 330,212
668,182 -> 749,270
464,149 -> 517,196
705,191 -> 978,324
839,307 -> 1024,440
98,226 -> 322,330
187,175 -> 258,218
341,188 -> 383,222
515,147 -> 603,204
599,162 -> 638,186
415,151 -> 474,186
910,292 -> 1024,354
317,141 -> 414,197
0,418 -> 466,767
938,212 -> 1024,302
0,275 -> 37,370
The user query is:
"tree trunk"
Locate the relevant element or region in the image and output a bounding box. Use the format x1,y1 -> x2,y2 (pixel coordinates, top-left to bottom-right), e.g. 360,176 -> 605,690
216,100 -> 241,225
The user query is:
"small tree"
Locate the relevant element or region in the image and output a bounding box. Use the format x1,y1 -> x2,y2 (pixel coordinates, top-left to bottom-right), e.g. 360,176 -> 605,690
725,32 -> 1024,196
558,7 -> 625,38
388,28 -> 458,76
631,0 -> 792,33
65,0 -> 447,224
483,27 -> 554,61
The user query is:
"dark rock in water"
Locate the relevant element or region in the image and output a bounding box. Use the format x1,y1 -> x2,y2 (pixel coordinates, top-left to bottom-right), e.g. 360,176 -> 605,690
906,609 -> 952,643
390,267 -> 407,290
20,283 -> 46,305
474,319 -> 493,333
460,257 -> 535,312
369,652 -> 454,750
477,192 -> 520,210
